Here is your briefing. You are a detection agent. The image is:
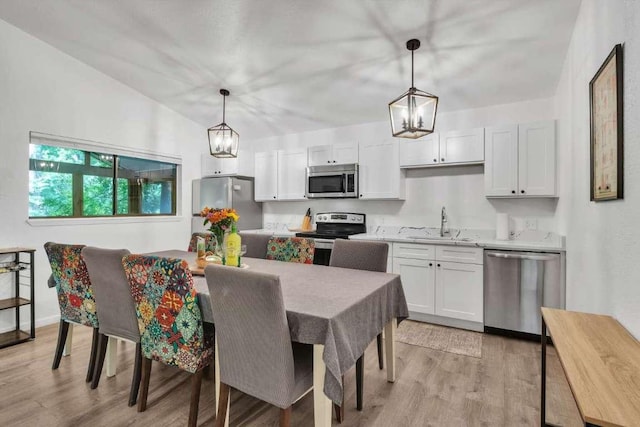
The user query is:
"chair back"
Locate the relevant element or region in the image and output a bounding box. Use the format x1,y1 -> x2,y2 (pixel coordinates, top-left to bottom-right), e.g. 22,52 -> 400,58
187,232 -> 217,253
266,237 -> 315,264
204,265 -> 297,408
82,247 -> 139,343
44,242 -> 98,328
238,233 -> 271,259
121,255 -> 212,373
329,239 -> 389,272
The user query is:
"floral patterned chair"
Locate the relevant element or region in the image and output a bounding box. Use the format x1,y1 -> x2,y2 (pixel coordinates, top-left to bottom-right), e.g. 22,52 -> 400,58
44,242 -> 100,383
121,254 -> 214,427
266,237 -> 315,264
187,232 -> 217,253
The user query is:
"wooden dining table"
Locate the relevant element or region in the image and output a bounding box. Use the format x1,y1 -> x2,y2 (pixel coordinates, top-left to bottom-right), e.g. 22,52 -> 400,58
148,249 -> 409,427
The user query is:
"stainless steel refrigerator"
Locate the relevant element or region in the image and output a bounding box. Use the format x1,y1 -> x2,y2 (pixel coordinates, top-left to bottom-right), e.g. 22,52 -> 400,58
191,177 -> 263,233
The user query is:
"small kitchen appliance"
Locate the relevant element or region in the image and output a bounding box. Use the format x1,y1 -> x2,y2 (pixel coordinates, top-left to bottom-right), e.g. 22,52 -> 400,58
305,164 -> 358,199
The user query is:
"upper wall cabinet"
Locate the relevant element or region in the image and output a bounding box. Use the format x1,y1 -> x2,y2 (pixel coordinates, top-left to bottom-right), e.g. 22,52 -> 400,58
254,149 -> 307,201
254,151 -> 278,201
308,141 -> 358,166
201,150 -> 254,177
399,128 -> 484,168
484,120 -> 556,197
359,139 -> 405,200
277,149 -> 307,200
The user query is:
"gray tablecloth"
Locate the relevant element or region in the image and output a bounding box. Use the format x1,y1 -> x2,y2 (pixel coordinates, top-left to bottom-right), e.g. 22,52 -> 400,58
149,250 -> 409,404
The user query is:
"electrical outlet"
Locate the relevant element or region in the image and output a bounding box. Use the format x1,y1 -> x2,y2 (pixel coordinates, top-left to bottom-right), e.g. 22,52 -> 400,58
525,218 -> 538,230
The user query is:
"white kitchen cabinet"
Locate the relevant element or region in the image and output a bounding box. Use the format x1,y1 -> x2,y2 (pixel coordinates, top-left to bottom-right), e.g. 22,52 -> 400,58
308,142 -> 358,166
201,150 -> 254,177
392,242 -> 483,326
435,261 -> 483,322
254,151 -> 278,201
393,257 -> 436,315
358,139 -> 405,200
484,125 -> 518,196
399,133 -> 440,167
485,120 -> 556,197
439,128 -> 485,164
276,149 -> 307,200
399,128 -> 483,168
518,121 -> 556,196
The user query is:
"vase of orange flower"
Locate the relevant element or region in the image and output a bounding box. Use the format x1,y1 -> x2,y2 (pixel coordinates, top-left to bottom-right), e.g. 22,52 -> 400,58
200,207 -> 239,260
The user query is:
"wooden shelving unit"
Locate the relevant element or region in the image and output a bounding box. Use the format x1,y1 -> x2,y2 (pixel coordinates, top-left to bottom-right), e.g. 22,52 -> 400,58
0,247 -> 35,349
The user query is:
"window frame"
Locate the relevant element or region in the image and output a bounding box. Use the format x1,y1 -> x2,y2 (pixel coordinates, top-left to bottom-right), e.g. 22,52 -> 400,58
28,132 -> 182,221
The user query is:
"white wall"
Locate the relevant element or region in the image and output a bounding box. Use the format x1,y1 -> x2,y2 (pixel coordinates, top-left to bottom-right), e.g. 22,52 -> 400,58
0,19 -> 207,330
247,98 -> 559,232
554,0 -> 640,336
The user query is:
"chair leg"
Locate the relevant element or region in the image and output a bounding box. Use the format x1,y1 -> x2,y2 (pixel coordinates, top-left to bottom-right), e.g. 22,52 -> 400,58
52,320 -> 70,370
280,406 -> 292,427
90,333 -> 109,389
138,357 -> 152,413
376,333 -> 384,369
356,354 -> 364,411
86,327 -> 100,383
128,344 -> 142,407
215,383 -> 231,427
188,369 -> 204,427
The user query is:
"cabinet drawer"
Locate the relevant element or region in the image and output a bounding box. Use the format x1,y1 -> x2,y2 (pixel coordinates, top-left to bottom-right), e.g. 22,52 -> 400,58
393,243 -> 435,260
435,246 -> 483,264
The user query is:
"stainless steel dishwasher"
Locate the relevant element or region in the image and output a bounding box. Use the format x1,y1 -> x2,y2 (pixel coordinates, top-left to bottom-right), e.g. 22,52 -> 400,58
484,250 -> 565,337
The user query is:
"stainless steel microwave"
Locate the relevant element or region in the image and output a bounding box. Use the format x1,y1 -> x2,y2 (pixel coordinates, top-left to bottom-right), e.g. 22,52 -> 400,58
305,164 -> 358,198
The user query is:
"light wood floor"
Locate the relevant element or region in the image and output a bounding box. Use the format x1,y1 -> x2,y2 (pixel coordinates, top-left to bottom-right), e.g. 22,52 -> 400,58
0,323 -> 581,426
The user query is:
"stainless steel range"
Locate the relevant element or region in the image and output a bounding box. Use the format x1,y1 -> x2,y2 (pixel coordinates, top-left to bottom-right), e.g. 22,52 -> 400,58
295,212 -> 366,265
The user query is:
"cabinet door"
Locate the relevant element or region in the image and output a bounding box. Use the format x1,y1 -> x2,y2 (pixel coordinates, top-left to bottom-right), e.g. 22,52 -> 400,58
435,261 -> 483,322
308,145 -> 332,166
518,121 -> 556,196
254,152 -> 278,201
484,125 -> 518,196
439,128 -> 485,164
277,149 -> 307,200
359,140 -> 403,199
399,133 -> 440,167
393,257 -> 435,315
332,141 -> 359,164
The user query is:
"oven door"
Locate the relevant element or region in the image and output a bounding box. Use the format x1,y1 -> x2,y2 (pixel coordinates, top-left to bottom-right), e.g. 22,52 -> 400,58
312,238 -> 334,265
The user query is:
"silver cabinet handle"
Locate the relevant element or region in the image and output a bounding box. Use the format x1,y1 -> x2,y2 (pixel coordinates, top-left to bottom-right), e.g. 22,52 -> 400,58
487,252 -> 556,261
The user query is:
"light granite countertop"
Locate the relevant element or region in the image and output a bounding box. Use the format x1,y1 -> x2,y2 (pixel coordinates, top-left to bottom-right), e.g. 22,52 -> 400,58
243,224 -> 565,252
349,226 -> 565,252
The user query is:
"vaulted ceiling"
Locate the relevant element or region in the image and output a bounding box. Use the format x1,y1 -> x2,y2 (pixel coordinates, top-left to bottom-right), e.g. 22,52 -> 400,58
0,0 -> 581,140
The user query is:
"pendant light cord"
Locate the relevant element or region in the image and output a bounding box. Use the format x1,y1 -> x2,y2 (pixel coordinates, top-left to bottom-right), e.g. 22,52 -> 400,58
222,94 -> 226,123
411,49 -> 414,88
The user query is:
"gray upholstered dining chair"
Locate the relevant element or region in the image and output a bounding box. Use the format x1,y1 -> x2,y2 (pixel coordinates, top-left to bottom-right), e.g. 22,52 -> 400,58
82,246 -> 141,406
204,265 -> 314,427
329,239 -> 389,421
238,232 -> 271,259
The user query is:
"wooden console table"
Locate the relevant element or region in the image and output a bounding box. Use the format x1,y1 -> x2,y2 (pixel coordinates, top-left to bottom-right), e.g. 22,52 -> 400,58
541,307 -> 640,427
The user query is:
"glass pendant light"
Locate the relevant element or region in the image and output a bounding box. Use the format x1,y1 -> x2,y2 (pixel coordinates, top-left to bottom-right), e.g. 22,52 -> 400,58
389,39 -> 438,138
208,89 -> 239,158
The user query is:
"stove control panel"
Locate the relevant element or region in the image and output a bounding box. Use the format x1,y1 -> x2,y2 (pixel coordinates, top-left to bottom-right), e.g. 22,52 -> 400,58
315,212 -> 365,224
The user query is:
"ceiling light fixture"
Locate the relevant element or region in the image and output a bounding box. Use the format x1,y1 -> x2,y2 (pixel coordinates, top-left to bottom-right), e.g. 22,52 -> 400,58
208,89 -> 239,158
388,39 -> 438,139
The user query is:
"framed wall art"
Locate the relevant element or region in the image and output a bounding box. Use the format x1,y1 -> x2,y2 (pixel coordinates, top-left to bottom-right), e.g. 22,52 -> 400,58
590,43 -> 623,201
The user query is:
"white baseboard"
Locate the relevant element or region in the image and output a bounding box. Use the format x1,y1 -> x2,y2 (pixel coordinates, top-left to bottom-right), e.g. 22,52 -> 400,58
0,314 -> 60,334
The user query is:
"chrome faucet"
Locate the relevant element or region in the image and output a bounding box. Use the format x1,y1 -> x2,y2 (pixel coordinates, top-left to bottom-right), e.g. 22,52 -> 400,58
440,206 -> 449,237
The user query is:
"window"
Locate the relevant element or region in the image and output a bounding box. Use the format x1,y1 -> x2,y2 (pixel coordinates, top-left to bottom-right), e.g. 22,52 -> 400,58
29,136 -> 179,218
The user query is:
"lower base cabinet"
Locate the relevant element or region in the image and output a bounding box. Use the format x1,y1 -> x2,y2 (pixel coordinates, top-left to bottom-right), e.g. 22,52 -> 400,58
392,243 -> 484,327
393,257 -> 435,315
434,261 -> 483,323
